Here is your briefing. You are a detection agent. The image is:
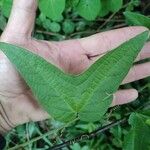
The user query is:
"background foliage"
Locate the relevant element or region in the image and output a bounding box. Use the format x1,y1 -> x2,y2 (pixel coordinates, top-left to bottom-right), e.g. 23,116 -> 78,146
0,0 -> 149,149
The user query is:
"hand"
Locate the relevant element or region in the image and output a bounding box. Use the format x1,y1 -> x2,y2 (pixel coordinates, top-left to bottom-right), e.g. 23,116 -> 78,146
0,0 -> 149,133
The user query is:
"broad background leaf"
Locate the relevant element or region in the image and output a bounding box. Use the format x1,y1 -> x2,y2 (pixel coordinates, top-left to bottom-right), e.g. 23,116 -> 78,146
124,11 -> 150,29
39,0 -> 66,21
109,0 -> 123,12
1,0 -> 12,18
99,0 -> 123,17
99,0 -> 110,17
0,31 -> 148,123
76,0 -> 101,21
123,111 -> 150,150
0,15 -> 6,30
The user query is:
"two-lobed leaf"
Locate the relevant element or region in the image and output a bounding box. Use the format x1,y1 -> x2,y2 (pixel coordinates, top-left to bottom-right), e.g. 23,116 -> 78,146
0,31 -> 148,123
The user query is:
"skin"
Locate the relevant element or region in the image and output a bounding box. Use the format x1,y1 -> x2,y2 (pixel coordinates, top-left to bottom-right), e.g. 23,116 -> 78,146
0,0 -> 150,133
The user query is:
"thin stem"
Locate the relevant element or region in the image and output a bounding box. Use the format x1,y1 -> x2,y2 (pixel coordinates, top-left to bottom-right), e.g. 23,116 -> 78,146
8,118 -> 78,150
72,18 -> 125,22
70,30 -> 96,37
111,23 -> 127,29
35,30 -> 64,37
97,12 -> 117,31
138,83 -> 150,93
50,117 -> 128,150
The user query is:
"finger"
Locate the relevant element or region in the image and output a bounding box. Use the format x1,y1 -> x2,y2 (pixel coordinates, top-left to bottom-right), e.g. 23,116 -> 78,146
29,108 -> 50,122
111,89 -> 138,107
79,26 -> 148,57
122,62 -> 150,84
1,0 -> 37,39
85,41 -> 150,66
135,42 -> 150,62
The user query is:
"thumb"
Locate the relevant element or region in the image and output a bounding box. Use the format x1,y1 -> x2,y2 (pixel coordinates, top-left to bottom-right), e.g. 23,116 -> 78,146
1,0 -> 37,39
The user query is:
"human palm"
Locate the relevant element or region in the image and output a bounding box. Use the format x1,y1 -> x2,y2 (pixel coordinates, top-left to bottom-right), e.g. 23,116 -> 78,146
0,0 -> 149,132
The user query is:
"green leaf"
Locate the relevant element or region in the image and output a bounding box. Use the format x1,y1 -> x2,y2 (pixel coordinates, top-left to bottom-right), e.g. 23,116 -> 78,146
67,0 -> 80,7
141,109 -> 150,118
76,21 -> 86,31
76,0 -> 101,20
99,0 -> 123,17
1,0 -> 12,18
109,0 -> 123,12
0,31 -> 148,123
49,22 -> 61,33
63,20 -> 75,34
99,0 -> 110,17
124,11 -> 150,29
123,112 -> 150,150
130,0 -> 141,6
42,19 -> 51,30
0,0 -> 3,6
0,15 -> 6,30
39,0 -> 66,21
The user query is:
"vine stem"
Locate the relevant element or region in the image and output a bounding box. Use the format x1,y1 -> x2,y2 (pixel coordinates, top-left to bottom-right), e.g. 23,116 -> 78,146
97,12 -> 117,31
8,118 -> 78,150
50,117 -> 128,150
138,83 -> 150,93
